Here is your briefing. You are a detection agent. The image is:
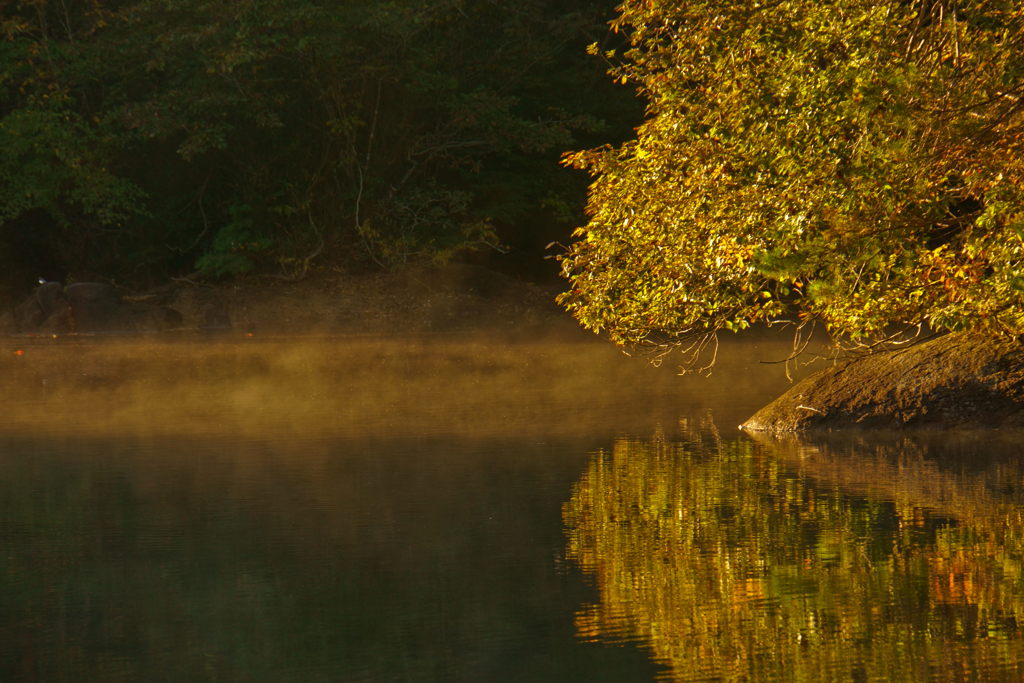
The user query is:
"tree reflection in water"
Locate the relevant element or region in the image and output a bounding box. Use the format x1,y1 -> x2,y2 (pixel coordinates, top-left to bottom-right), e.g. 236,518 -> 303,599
564,418 -> 1024,682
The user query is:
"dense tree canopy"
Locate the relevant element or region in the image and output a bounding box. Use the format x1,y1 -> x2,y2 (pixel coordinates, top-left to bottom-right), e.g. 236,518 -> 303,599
0,0 -> 641,302
559,0 -> 1024,356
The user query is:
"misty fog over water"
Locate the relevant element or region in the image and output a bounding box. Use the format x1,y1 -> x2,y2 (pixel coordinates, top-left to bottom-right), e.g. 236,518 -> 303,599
3,334 -> 1024,682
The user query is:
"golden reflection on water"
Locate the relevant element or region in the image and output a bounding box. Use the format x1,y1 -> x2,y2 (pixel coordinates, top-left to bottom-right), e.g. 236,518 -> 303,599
7,333 -> 1024,681
565,418 -> 1024,682
0,332 -> 810,682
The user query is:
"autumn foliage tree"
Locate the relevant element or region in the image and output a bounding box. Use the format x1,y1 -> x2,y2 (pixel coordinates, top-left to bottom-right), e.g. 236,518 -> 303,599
559,0 -> 1024,358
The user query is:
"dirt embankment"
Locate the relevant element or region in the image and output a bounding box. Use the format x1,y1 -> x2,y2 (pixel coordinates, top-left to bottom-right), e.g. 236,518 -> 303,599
0,263 -> 581,339
742,332 -> 1024,432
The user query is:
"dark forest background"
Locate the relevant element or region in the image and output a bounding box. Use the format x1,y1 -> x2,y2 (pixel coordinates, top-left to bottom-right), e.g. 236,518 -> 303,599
0,0 -> 642,306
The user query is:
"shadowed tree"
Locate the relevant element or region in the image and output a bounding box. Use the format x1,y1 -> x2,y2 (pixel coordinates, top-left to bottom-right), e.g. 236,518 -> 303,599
0,0 -> 642,297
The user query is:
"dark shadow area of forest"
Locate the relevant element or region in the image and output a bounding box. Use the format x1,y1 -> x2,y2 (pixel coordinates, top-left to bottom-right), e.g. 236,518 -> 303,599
0,0 -> 644,308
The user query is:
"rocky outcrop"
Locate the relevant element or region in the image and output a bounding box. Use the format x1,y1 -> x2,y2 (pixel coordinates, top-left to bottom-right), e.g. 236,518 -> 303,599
65,283 -> 131,332
5,282 -> 183,335
742,333 -> 1024,432
1,265 -> 570,337
13,282 -> 71,332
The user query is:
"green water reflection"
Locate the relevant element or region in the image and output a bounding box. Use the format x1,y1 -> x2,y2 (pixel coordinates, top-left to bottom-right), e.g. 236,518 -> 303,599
1,336 -> 808,682
0,436 -> 668,682
565,419 -> 1024,682
7,337 -> 1024,681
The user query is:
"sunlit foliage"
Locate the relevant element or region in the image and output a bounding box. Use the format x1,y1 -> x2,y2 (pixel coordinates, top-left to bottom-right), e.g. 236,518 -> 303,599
565,422 -> 1024,681
559,0 -> 1024,351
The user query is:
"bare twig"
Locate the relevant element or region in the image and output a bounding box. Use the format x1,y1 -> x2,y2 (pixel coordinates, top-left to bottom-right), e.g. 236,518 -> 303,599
758,320 -> 817,380
166,166 -> 214,254
354,159 -> 386,269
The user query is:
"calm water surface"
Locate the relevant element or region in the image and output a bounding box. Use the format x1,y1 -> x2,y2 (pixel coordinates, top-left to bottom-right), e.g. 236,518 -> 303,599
2,334 -> 1024,682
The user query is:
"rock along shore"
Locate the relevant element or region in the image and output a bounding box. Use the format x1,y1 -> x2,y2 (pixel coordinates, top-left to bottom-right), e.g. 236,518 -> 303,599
742,332 -> 1024,432
0,264 -> 574,338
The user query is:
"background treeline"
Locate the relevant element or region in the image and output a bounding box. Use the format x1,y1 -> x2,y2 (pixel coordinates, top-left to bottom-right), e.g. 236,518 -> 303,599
0,0 -> 640,304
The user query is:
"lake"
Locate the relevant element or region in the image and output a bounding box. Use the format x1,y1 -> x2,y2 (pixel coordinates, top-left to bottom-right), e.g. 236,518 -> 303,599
2,333 -> 1023,682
